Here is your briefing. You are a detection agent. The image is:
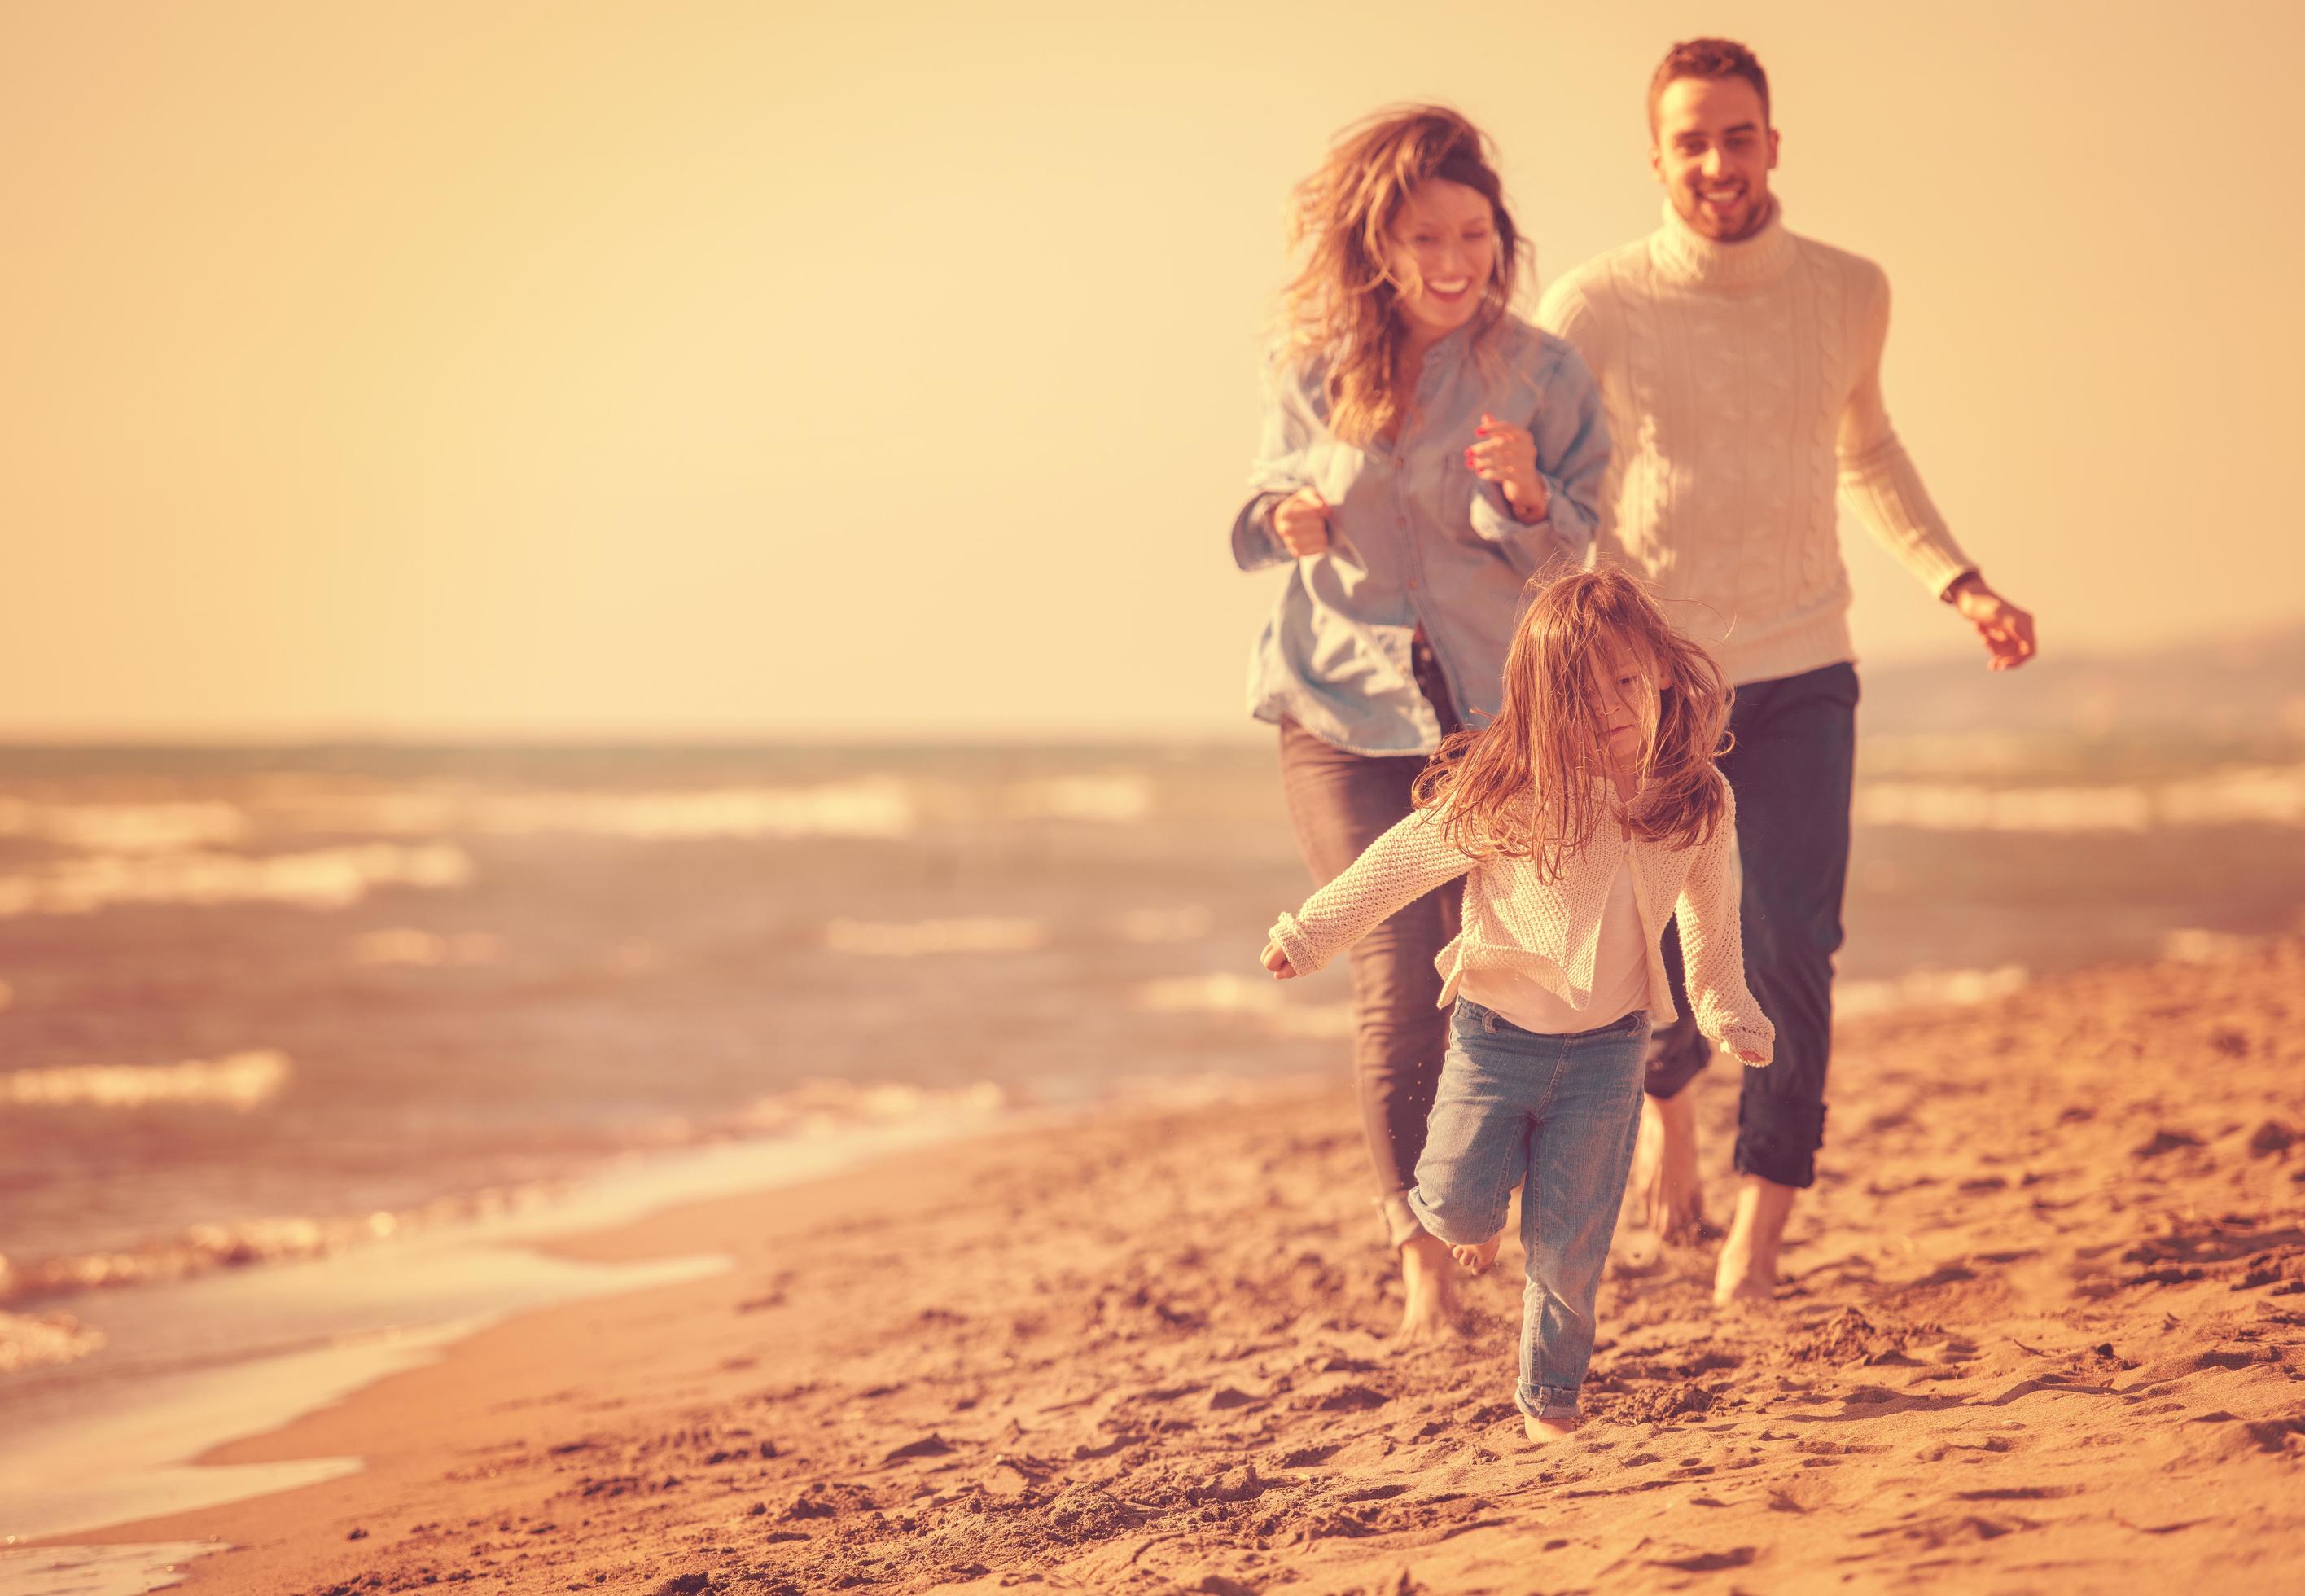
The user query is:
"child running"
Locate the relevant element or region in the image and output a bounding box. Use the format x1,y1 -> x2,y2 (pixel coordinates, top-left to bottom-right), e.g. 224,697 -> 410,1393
1260,567 -> 1773,1443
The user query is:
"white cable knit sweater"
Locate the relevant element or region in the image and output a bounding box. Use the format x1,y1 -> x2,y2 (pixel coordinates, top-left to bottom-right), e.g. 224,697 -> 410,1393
1537,199 -> 1975,688
1269,778 -> 1775,1062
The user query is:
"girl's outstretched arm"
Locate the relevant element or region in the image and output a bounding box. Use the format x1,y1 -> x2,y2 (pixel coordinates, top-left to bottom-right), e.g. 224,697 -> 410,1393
1672,780 -> 1777,1065
1265,809 -> 1478,980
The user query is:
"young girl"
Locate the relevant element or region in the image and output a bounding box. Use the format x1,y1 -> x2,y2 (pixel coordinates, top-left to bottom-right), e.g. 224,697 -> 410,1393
1260,568 -> 1773,1443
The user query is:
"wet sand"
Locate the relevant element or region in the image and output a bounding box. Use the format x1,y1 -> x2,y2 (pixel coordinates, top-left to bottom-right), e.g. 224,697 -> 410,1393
53,938 -> 2305,1594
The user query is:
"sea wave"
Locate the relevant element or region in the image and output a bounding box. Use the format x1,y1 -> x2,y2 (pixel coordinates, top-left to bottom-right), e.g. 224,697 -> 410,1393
0,843 -> 472,916
1005,773 -> 1153,824
1856,761 -> 2305,832
1120,906 -> 1214,944
0,1077 -> 1009,1310
821,918 -> 1048,957
0,1050 -> 291,1110
1132,973 -> 1353,1039
351,928 -> 503,967
263,779 -> 921,842
1836,964 -> 2029,1019
0,798 -> 252,853
0,1309 -> 105,1374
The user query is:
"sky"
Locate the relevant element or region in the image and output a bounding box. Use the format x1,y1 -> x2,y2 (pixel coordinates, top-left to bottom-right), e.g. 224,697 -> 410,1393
2,0 -> 2298,739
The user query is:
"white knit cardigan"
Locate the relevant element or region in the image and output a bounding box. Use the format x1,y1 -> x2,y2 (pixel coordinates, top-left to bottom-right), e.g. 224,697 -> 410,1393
1269,778 -> 1775,1062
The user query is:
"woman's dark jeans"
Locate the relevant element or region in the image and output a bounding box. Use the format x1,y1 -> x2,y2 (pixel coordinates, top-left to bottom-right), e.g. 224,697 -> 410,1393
1277,717 -> 1461,1247
1646,662 -> 1859,1190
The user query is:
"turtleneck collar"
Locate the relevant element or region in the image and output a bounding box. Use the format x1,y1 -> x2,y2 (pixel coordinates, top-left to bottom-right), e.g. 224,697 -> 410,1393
1652,195 -> 1797,289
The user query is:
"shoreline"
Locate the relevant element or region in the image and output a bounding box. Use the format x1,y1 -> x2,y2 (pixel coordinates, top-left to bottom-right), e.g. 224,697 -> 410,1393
21,940 -> 2305,1593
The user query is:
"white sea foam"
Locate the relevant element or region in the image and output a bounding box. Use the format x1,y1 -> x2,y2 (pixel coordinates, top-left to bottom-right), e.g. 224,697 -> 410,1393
1120,906 -> 1214,944
822,918 -> 1048,956
1006,773 -> 1154,823
0,797 -> 252,853
2161,927 -> 2268,963
0,843 -> 472,916
1836,964 -> 2029,1019
0,1309 -> 106,1374
0,1050 -> 291,1110
267,779 -> 921,842
1856,761 -> 2305,832
1132,972 -> 1354,1039
352,928 -> 503,967
736,1079 -> 1009,1139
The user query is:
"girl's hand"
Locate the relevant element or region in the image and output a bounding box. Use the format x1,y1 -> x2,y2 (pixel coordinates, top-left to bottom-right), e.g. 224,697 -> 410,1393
1465,412 -> 1549,523
1269,487 -> 1331,557
1260,937 -> 1299,980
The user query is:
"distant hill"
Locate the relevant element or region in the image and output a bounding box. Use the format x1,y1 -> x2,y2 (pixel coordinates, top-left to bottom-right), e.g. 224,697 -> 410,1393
1858,620 -> 2305,743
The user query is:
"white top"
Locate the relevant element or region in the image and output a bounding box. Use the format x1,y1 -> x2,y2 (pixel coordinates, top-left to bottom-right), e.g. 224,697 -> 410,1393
1536,199 -> 1975,688
1269,775 -> 1773,1062
1460,842 -> 1648,1033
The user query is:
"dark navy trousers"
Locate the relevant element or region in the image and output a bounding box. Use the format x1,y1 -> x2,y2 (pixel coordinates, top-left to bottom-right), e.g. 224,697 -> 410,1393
1646,662 -> 1858,1189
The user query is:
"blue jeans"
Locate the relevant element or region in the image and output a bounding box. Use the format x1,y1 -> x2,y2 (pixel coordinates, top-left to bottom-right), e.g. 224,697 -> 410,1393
1409,999 -> 1650,1423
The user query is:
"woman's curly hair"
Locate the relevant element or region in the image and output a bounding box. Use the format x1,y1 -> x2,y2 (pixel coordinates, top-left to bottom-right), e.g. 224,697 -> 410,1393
1273,104 -> 1524,447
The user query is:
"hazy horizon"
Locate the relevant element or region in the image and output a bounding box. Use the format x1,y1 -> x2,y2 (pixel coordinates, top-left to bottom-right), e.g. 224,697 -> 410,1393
6,1 -> 2299,739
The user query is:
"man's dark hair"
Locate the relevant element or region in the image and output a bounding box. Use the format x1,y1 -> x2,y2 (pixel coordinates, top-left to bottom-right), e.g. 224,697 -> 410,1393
1647,37 -> 1771,134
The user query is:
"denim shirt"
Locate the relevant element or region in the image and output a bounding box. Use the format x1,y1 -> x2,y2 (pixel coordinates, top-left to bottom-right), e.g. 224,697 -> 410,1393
1230,316 -> 1610,756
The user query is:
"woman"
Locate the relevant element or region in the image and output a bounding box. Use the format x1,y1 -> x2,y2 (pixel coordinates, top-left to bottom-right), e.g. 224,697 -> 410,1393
1229,104 -> 1610,1341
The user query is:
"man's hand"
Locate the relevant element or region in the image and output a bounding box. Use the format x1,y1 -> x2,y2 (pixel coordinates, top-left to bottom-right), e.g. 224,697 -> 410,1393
1260,937 -> 1299,980
1948,575 -> 2038,671
1270,488 -> 1331,557
1466,412 -> 1549,523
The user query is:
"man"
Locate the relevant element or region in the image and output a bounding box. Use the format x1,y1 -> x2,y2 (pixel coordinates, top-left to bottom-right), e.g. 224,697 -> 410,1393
1537,37 -> 2037,1304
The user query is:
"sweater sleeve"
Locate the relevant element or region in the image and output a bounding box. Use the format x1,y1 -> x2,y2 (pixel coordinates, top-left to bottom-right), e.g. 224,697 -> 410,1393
1672,781 -> 1775,1063
1269,809 -> 1479,978
1836,265 -> 1978,599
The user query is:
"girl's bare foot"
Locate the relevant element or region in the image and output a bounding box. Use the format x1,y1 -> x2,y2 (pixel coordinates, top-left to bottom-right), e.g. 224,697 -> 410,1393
1631,1087 -> 1704,1243
1523,1413 -> 1580,1445
1713,1173 -> 1796,1305
1450,1233 -> 1502,1275
1395,1231 -> 1460,1344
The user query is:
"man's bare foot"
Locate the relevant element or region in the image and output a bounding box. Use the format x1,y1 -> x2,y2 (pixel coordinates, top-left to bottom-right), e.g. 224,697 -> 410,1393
1630,1086 -> 1704,1243
1395,1232 -> 1460,1344
1523,1413 -> 1581,1445
1450,1233 -> 1502,1275
1713,1173 -> 1798,1305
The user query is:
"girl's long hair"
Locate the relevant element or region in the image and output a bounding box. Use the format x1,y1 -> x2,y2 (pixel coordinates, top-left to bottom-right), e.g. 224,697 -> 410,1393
1413,568 -> 1733,881
1273,105 -> 1524,448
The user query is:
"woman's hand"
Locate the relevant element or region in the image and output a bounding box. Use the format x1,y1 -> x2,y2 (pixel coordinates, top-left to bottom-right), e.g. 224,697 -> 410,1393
1260,937 -> 1299,980
1465,412 -> 1549,523
1269,487 -> 1331,557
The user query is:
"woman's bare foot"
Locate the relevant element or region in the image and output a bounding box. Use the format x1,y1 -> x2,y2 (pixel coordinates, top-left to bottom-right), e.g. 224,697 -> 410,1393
1630,1086 -> 1704,1243
1450,1233 -> 1502,1275
1713,1173 -> 1797,1305
1395,1231 -> 1460,1344
1523,1413 -> 1581,1445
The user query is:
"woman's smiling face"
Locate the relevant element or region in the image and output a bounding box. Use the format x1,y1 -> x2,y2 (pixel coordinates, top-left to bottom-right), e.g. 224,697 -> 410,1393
1385,180 -> 1496,341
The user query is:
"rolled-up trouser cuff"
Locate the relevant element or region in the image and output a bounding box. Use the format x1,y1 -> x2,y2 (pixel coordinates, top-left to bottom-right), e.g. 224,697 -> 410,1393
1517,1383 -> 1580,1423
1374,1189 -> 1424,1250
1735,1100 -> 1827,1190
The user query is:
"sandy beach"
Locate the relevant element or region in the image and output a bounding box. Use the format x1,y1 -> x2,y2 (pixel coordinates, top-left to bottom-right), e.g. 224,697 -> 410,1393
42,936 -> 2305,1594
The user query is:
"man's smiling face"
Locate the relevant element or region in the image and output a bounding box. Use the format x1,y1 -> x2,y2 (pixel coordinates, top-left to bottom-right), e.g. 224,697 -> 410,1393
1650,73 -> 1780,242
